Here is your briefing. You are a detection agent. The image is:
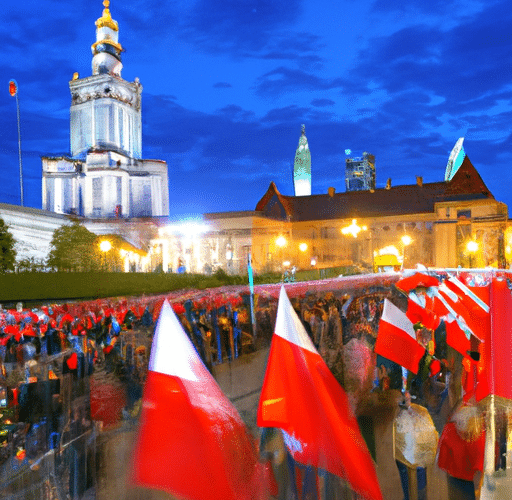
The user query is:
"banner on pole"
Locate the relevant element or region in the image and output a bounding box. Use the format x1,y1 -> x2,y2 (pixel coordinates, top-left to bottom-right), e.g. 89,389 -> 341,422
9,80 -> 17,97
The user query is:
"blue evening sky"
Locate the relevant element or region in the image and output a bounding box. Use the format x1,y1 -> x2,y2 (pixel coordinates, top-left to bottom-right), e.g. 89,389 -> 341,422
1,0 -> 511,217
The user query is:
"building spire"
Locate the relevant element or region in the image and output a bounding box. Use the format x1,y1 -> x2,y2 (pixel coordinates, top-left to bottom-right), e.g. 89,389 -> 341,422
91,0 -> 123,76
293,123 -> 312,196
96,0 -> 119,31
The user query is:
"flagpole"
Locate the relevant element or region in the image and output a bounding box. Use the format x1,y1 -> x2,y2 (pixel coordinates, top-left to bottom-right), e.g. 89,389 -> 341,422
9,80 -> 23,207
16,90 -> 23,207
247,250 -> 257,340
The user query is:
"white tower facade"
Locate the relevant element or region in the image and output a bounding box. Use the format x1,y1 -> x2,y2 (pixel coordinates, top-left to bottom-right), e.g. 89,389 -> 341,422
42,1 -> 169,219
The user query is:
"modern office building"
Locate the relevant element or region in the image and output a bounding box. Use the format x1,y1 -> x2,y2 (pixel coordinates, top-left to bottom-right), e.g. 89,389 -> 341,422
345,151 -> 376,192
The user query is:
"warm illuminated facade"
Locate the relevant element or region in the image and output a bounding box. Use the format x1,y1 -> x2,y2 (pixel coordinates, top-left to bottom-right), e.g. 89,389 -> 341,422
251,156 -> 507,272
149,154 -> 508,275
42,1 -> 169,219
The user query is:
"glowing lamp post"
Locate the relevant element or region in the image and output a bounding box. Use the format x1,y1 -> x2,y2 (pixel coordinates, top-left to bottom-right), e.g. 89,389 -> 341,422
275,235 -> 287,270
466,240 -> 478,268
100,239 -> 112,270
341,219 -> 367,238
401,235 -> 412,270
341,219 -> 368,268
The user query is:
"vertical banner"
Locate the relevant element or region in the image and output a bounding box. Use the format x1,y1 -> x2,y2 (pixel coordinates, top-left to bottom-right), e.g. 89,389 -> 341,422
247,251 -> 257,339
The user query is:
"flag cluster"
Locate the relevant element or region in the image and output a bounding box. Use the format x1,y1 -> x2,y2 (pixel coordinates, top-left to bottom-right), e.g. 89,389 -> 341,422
131,288 -> 383,500
375,270 -> 512,403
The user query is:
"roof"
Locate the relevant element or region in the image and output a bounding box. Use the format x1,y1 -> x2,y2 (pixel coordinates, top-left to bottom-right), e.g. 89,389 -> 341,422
255,156 -> 494,222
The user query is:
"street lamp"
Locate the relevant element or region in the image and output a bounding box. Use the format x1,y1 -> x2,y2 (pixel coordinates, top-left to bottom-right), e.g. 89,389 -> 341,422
341,219 -> 368,268
466,240 -> 478,268
401,235 -> 412,270
99,239 -> 111,270
276,235 -> 287,248
275,235 -> 287,272
341,219 -> 367,238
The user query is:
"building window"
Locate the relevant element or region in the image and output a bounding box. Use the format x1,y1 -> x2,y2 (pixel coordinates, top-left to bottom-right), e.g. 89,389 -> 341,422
321,227 -> 336,239
457,209 -> 471,220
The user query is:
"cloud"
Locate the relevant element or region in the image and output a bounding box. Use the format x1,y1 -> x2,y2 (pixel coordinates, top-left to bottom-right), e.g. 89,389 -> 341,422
213,82 -> 232,88
255,67 -> 345,96
311,98 -> 335,107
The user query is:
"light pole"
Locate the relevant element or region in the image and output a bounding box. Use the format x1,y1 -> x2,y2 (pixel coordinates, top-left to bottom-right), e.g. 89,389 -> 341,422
99,239 -> 112,271
276,235 -> 287,273
466,240 -> 478,268
401,235 -> 412,270
341,219 -> 368,268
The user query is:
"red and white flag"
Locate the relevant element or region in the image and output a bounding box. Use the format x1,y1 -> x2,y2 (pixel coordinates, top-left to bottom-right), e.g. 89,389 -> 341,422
130,300 -> 265,500
257,286 -> 383,500
375,299 -> 426,374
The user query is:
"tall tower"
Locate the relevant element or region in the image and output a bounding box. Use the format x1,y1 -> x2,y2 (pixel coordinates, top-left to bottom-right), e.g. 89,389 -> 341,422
69,0 -> 142,159
42,1 -> 169,219
293,124 -> 311,196
345,151 -> 375,192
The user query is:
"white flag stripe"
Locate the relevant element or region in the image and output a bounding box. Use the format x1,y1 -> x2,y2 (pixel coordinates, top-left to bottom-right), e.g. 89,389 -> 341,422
438,283 -> 458,302
432,289 -> 475,338
381,299 -> 416,339
409,291 -> 426,308
275,286 -> 317,354
148,300 -> 200,381
448,276 -> 490,313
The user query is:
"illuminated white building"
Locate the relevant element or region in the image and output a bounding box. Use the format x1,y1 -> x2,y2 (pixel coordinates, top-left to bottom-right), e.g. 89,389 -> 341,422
42,1 -> 169,219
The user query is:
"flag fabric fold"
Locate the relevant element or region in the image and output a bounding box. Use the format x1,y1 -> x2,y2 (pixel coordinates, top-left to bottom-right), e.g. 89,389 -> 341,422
477,279 -> 512,401
375,299 -> 426,374
130,300 -> 265,500
257,286 -> 383,500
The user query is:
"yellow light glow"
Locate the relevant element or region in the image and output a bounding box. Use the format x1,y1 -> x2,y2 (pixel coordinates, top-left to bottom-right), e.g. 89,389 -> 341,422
299,242 -> 308,252
378,245 -> 400,257
99,240 -> 111,252
466,240 -> 478,253
341,219 -> 365,238
283,261 -> 291,267
401,235 -> 412,246
276,236 -> 287,248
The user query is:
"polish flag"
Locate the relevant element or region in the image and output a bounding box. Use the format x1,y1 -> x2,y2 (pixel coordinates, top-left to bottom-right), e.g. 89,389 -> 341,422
406,294 -> 440,331
395,272 -> 440,292
375,299 -> 425,374
130,300 -> 265,500
257,286 -> 383,500
444,316 -> 471,357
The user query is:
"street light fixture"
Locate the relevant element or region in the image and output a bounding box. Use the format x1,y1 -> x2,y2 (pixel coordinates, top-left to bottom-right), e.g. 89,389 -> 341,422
466,240 -> 478,268
99,239 -> 112,270
401,235 -> 412,269
341,219 -> 367,238
276,235 -> 287,248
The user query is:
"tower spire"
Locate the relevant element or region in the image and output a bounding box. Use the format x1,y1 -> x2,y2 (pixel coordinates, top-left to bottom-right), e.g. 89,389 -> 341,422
293,124 -> 312,196
91,0 -> 123,76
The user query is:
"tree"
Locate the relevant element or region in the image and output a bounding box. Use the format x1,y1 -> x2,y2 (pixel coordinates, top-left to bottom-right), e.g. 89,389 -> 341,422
0,219 -> 16,273
47,222 -> 100,272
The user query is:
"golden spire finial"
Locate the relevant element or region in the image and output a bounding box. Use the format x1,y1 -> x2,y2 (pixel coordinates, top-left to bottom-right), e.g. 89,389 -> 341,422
96,0 -> 119,31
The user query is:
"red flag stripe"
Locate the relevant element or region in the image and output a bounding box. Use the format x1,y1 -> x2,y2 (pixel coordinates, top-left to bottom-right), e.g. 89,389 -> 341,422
375,299 -> 425,374
258,287 -> 383,500
130,300 -> 266,500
